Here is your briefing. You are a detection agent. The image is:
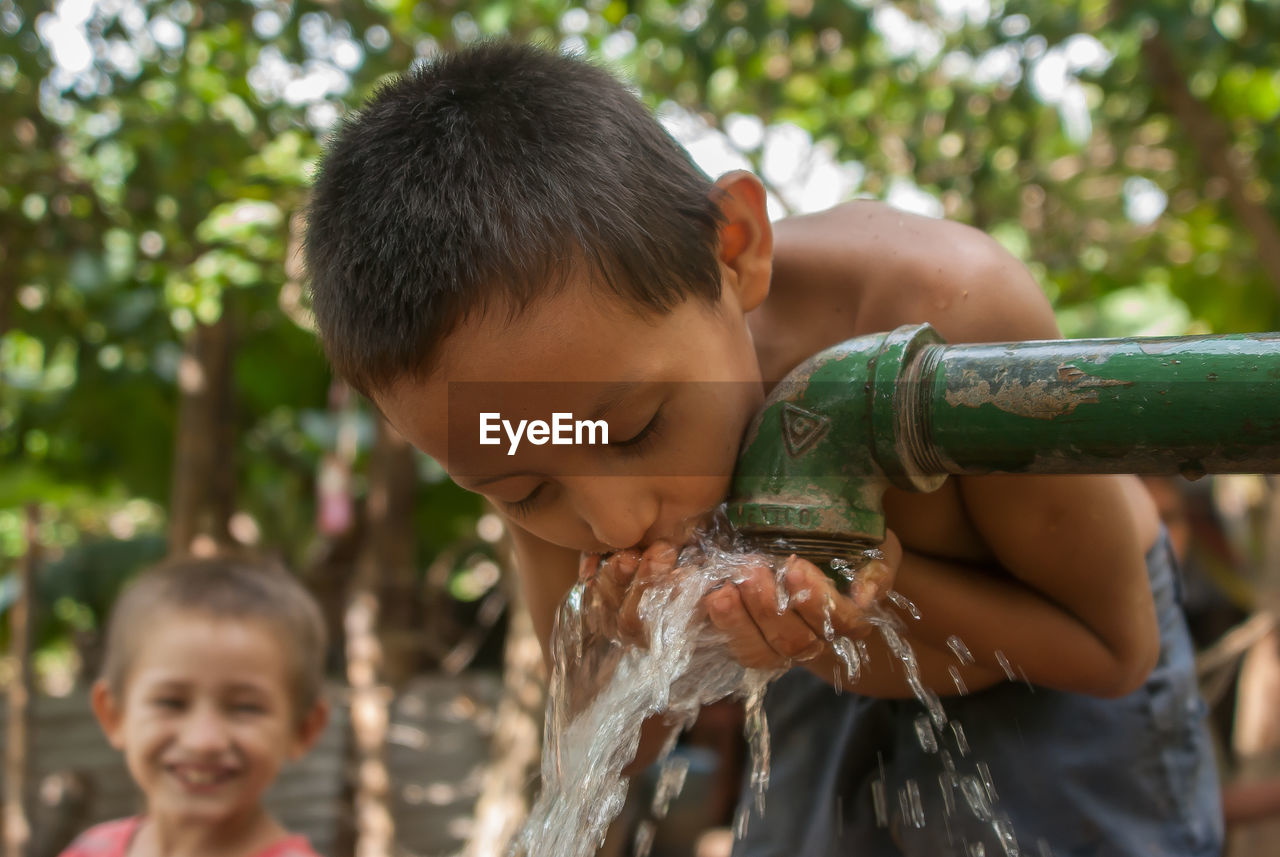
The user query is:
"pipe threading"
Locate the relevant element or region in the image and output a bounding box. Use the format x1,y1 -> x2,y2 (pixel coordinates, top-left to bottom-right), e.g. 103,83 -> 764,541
744,534 -> 878,581
894,343 -> 949,480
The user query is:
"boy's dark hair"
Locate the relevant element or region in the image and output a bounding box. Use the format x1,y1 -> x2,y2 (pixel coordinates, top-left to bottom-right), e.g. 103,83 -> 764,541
101,555 -> 327,723
304,41 -> 725,397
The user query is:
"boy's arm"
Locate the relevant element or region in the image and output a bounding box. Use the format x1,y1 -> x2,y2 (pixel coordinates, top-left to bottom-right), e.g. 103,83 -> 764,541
832,215 -> 1161,699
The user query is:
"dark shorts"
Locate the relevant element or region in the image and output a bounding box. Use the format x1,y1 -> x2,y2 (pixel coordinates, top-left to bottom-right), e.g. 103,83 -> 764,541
733,530 -> 1223,857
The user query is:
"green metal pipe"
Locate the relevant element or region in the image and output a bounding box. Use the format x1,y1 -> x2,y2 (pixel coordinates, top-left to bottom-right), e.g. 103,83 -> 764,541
726,324 -> 1280,567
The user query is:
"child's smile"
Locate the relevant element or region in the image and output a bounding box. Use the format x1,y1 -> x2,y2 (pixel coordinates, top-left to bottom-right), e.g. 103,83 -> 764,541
96,611 -> 308,828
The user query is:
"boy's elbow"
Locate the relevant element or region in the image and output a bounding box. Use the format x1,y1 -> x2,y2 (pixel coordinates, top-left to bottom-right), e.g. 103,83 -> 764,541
1096,634 -> 1161,699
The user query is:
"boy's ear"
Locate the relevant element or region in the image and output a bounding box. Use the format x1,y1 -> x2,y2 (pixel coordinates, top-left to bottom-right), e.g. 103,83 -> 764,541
90,679 -> 126,750
711,170 -> 773,313
290,699 -> 331,761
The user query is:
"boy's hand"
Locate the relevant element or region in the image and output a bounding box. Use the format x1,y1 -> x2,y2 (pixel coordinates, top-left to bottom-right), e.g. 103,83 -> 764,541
578,531 -> 901,672
704,531 -> 900,670
577,541 -> 681,645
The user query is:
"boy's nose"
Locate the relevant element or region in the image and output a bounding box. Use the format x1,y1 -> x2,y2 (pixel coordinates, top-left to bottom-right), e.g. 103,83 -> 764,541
568,477 -> 660,552
178,705 -> 231,752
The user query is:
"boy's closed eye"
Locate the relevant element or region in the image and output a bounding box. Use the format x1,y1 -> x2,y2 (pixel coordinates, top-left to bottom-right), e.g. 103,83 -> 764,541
150,695 -> 187,711
505,483 -> 549,518
226,699 -> 268,716
611,406 -> 664,457
499,407 -> 667,518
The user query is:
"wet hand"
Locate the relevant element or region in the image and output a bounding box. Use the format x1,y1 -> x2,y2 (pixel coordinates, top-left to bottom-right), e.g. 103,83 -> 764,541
704,530 -> 901,671
578,541 -> 681,646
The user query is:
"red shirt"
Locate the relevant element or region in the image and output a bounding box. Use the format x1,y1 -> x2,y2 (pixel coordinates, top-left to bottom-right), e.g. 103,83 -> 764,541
59,818 -> 321,857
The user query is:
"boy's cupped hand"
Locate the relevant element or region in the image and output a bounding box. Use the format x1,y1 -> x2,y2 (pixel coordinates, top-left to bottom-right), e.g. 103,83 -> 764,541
577,531 -> 900,671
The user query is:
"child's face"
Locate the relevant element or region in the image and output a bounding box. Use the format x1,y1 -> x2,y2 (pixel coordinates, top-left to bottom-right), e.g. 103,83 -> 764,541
92,611 -> 323,828
375,273 -> 766,553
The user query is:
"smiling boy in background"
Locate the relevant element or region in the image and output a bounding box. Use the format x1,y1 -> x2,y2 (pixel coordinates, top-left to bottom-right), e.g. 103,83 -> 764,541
303,42 -> 1221,856
60,556 -> 329,857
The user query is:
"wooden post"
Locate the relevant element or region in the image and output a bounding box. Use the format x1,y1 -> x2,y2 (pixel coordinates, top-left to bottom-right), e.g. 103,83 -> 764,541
463,574 -> 546,857
4,505 -> 39,857
168,313 -> 236,557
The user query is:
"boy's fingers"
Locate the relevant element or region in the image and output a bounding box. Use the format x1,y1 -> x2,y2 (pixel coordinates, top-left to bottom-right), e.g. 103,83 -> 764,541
785,559 -> 874,641
597,550 -> 640,609
706,586 -> 790,670
734,561 -> 826,662
579,553 -> 602,581
617,541 -> 681,642
639,540 -> 679,578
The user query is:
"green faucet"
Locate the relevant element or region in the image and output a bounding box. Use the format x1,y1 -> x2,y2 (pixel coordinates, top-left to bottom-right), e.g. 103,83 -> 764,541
726,324 -> 1280,568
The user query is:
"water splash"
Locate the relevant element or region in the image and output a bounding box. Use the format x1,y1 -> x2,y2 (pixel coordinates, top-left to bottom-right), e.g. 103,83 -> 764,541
915,714 -> 939,753
947,634 -> 975,665
516,512 -> 1027,856
513,526 -> 786,857
887,589 -> 921,620
900,779 -> 926,829
650,755 -> 689,819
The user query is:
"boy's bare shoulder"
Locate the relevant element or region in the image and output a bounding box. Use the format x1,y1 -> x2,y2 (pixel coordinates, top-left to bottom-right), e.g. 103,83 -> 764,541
766,202 -> 1058,363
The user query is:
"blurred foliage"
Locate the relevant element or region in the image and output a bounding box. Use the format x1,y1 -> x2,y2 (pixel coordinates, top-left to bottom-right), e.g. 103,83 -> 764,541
2,0 -> 1277,674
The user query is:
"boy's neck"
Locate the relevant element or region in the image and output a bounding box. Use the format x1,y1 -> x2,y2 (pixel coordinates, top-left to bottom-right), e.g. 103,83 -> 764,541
130,805 -> 287,857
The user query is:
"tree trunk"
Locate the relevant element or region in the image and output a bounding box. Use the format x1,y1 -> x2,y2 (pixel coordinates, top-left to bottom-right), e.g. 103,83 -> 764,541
344,414 -> 416,857
463,573 -> 546,857
344,586 -> 394,857
4,505 -> 39,857
1227,477 -> 1280,857
365,418 -> 419,686
168,311 -> 237,557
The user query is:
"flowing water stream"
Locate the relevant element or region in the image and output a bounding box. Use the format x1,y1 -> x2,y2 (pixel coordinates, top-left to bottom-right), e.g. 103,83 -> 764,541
512,513 -> 1028,857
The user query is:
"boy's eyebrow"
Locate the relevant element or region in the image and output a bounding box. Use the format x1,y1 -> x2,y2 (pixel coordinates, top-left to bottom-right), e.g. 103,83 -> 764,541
585,381 -> 641,422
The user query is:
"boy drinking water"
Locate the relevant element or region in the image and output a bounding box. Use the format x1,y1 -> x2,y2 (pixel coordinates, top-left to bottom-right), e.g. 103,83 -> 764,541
304,42 -> 1221,856
61,556 -> 330,857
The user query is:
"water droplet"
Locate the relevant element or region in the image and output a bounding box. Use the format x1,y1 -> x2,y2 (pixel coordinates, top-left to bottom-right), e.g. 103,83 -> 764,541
978,761 -> 999,803
960,775 -> 993,821
1036,838 -> 1053,857
829,557 -> 857,582
951,722 -> 970,756
774,564 -> 790,613
947,634 -> 975,664
949,665 -> 968,695
993,815 -> 1020,857
833,636 -> 861,683
968,843 -> 987,857
734,803 -> 751,839
887,589 -> 921,619
632,820 -> 655,857
995,650 -> 1017,681
871,777 -> 889,827
650,755 -> 689,818
938,773 -> 956,816
743,681 -> 772,814
900,779 -> 926,828
915,715 -> 938,753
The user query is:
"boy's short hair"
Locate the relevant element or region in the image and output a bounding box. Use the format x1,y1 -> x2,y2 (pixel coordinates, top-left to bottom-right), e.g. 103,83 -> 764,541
100,555 -> 327,721
304,40 -> 725,397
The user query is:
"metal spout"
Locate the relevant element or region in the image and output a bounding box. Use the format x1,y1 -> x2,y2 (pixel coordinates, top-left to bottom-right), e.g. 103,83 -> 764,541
726,324 -> 1280,564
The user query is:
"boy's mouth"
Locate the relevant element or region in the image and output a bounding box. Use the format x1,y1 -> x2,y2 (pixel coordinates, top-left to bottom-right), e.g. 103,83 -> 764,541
166,764 -> 239,791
